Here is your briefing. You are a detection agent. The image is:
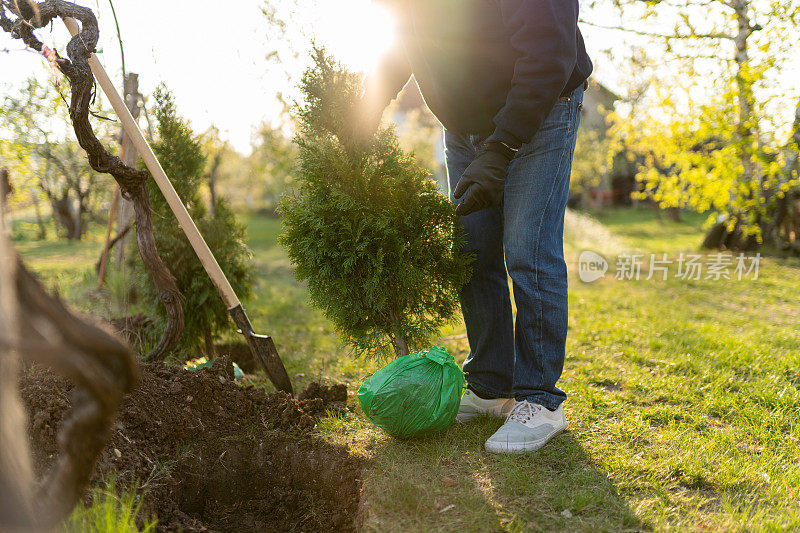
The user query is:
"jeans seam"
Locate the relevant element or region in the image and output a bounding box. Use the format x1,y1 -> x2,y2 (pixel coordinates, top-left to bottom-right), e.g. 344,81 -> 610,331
523,96 -> 581,410
524,101 -> 575,395
521,393 -> 560,410
467,380 -> 510,400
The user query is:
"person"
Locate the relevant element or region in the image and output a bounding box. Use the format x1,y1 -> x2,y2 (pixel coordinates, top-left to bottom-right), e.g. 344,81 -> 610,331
358,0 -> 592,454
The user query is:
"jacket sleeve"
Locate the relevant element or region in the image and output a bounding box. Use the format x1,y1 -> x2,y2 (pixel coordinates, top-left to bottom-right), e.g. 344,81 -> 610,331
486,0 -> 579,149
363,41 -> 413,114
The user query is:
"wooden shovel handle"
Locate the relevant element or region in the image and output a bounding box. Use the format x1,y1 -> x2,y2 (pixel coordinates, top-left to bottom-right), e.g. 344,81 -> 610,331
62,16 -> 241,310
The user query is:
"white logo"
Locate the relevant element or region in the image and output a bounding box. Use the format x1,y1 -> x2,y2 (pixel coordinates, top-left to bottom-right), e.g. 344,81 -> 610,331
578,250 -> 608,283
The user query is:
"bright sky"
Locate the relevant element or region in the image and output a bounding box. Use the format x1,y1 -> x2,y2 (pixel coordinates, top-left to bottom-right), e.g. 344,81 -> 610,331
0,0 -> 398,153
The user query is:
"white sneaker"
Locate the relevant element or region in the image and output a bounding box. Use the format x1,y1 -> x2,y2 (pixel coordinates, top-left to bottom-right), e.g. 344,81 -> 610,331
455,389 -> 515,423
484,401 -> 566,454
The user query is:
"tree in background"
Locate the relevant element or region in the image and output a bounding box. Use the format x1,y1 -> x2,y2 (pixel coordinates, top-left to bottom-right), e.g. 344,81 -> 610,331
0,142 -> 49,240
571,127 -> 611,210
247,118 -> 298,213
200,126 -> 231,218
1,78 -> 112,239
198,119 -> 297,215
280,50 -> 471,358
588,0 -> 800,248
134,87 -> 255,356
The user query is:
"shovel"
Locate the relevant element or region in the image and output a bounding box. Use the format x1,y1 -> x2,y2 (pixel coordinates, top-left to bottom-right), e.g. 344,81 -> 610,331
63,17 -> 293,394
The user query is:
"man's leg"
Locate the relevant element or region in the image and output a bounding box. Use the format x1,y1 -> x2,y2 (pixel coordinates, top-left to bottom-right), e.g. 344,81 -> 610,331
444,130 -> 514,400
504,86 -> 584,410
484,86 -> 583,454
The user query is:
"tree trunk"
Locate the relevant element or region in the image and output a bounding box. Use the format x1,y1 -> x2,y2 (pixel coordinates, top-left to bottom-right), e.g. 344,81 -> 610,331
0,168 -> 11,199
50,194 -> 79,240
732,0 -> 756,186
115,73 -> 141,265
74,196 -> 88,240
207,152 -> 222,218
31,192 -> 47,240
96,186 -> 120,287
393,333 -> 410,357
580,188 -> 592,211
209,177 -> 217,218
389,308 -> 410,357
666,207 -> 681,222
115,197 -> 134,262
703,0 -> 757,248
654,204 -> 680,222
773,101 -> 800,246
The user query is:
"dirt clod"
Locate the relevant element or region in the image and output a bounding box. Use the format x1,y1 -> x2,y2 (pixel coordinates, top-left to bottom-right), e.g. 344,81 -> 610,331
214,342 -> 258,373
20,358 -> 362,532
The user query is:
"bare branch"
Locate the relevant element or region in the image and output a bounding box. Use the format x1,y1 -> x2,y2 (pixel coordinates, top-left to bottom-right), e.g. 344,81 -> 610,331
580,19 -> 734,41
106,0 -> 125,80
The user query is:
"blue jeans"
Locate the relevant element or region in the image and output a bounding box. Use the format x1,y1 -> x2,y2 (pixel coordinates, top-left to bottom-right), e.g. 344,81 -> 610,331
444,85 -> 583,410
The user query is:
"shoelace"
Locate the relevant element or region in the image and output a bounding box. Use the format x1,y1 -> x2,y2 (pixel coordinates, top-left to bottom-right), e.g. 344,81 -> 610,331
506,401 -> 542,424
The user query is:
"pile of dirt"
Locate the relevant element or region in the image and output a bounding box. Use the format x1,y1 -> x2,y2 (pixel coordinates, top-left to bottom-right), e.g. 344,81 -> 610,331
20,357 -> 362,532
214,342 -> 258,373
297,380 -> 348,408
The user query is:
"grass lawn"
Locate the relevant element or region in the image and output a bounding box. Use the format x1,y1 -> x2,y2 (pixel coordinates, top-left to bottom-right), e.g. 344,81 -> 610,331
18,207 -> 800,532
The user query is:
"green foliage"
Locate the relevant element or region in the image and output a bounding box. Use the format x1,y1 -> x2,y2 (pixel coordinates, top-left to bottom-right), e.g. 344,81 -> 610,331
63,477 -> 156,533
595,0 -> 800,242
134,86 -> 255,355
279,49 -> 471,358
608,76 -> 795,238
247,120 -> 299,211
1,77 -> 113,240
570,127 -> 611,205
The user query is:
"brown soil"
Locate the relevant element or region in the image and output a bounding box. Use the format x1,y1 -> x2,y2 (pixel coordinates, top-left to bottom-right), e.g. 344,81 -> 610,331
215,342 -> 258,373
20,357 -> 362,532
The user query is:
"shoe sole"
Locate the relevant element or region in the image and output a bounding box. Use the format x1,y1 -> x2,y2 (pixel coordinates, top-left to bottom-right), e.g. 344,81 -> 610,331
456,400 -> 516,424
455,409 -> 513,424
455,412 -> 480,424
484,426 -> 565,454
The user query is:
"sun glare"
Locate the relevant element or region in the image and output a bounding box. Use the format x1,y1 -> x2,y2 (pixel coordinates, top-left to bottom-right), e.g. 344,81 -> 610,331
315,1 -> 397,74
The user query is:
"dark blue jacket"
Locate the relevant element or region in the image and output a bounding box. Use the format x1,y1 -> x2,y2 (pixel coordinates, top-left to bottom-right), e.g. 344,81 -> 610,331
370,0 -> 593,149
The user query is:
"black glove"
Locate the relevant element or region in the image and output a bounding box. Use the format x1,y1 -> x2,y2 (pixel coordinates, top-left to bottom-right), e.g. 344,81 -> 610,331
453,143 -> 513,216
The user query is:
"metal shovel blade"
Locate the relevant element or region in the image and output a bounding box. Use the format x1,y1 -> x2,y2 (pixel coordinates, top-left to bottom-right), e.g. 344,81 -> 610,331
229,305 -> 293,395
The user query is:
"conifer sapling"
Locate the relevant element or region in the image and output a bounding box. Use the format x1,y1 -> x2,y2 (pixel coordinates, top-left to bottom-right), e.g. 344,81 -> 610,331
134,86 -> 255,357
280,50 -> 471,358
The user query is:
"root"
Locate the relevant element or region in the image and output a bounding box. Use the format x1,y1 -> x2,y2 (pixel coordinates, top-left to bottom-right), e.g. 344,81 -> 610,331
1,185 -> 137,527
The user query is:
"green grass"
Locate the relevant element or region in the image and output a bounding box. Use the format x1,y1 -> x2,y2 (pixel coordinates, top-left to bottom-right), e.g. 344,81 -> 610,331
591,206 -> 709,252
63,477 -> 156,532
19,207 -> 800,532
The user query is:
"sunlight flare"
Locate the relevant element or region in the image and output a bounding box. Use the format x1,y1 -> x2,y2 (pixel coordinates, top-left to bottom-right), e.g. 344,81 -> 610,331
316,0 -> 396,73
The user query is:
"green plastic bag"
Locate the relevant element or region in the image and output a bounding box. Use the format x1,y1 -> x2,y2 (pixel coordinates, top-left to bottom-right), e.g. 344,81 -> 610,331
184,357 -> 244,379
357,346 -> 465,439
